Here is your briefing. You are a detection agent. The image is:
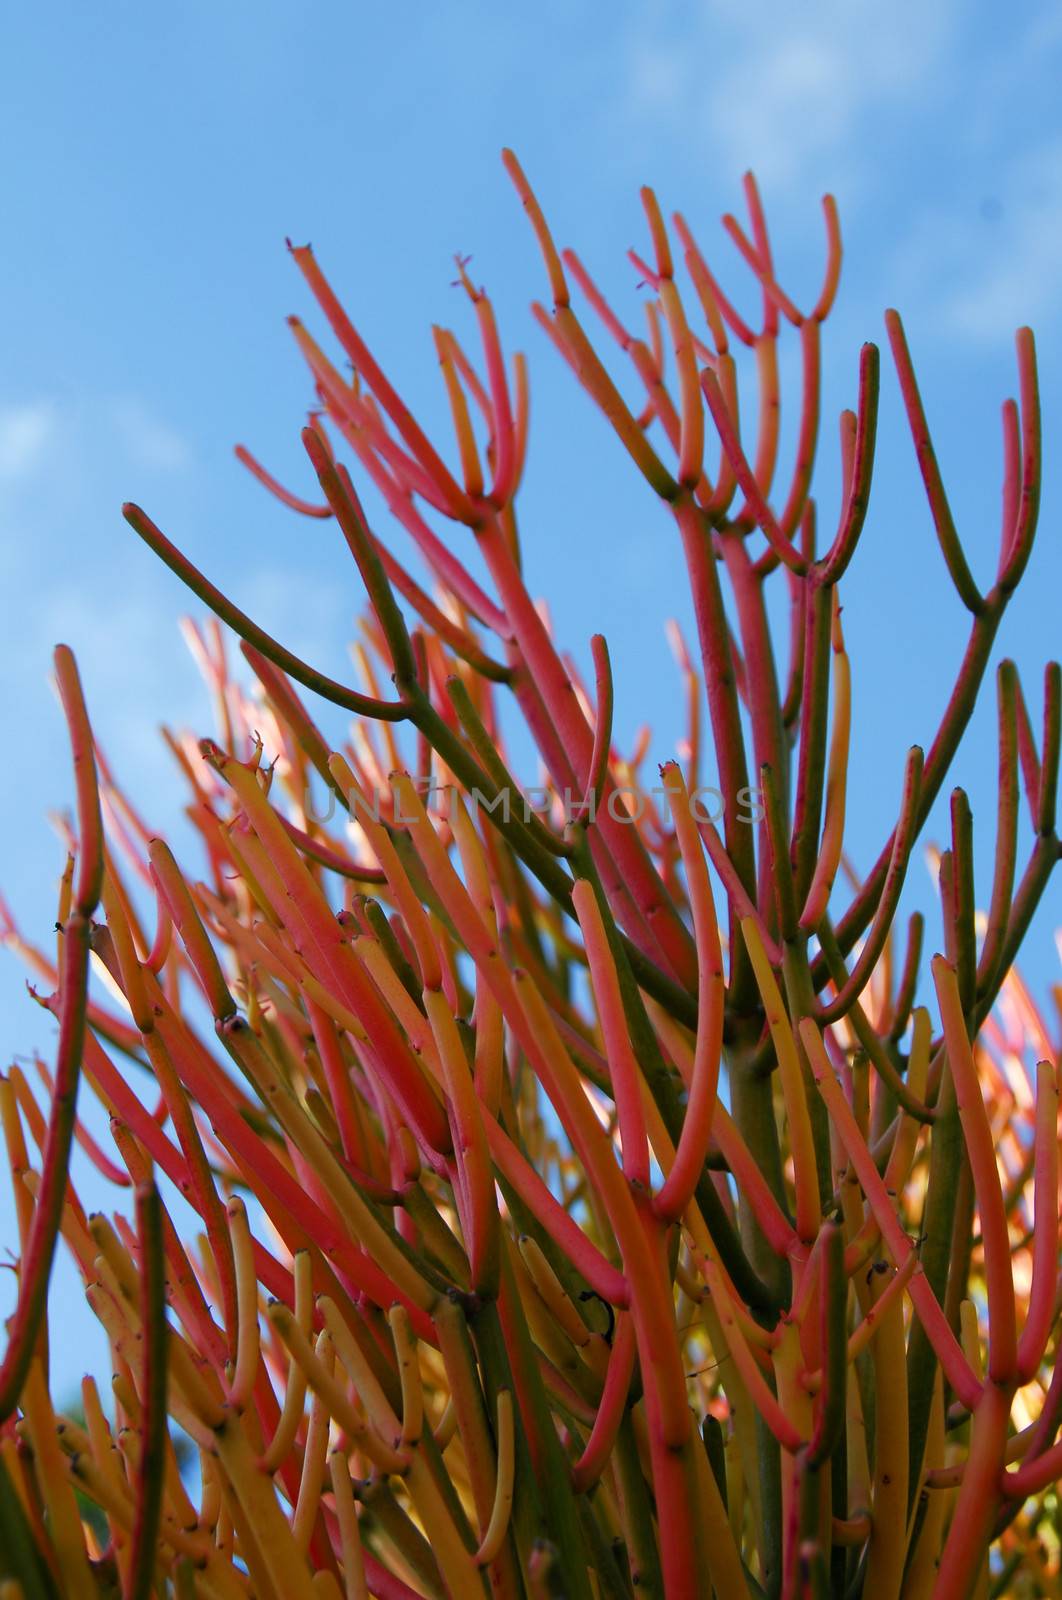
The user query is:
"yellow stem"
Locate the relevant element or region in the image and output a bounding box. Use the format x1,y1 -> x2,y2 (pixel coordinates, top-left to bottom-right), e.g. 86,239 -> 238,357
474,1389 -> 515,1566
388,1304 -> 424,1446
212,1410 -> 316,1599
262,1249 -> 312,1473
19,1361 -> 98,1600
861,1278 -> 908,1600
742,917 -> 821,1240
268,1302 -> 407,1475
227,1196 -> 260,1410
293,1331 -> 334,1553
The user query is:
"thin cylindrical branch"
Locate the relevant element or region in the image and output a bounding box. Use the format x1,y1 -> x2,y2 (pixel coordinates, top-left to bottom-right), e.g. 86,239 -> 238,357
1016,1061 -> 1059,1382
653,765 -> 725,1223
701,367 -> 807,572
802,1017 -> 981,1411
998,327 -> 1042,594
52,646 -> 104,917
799,596 -> 850,930
977,663 -> 1020,999
815,746 -> 923,1023
123,504 -> 407,721
816,342 -> 879,586
933,957 -> 1017,1383
235,442 -> 332,517
806,1223 -> 845,1467
884,309 -> 984,614
0,652 -> 102,1422
125,1182 -> 169,1600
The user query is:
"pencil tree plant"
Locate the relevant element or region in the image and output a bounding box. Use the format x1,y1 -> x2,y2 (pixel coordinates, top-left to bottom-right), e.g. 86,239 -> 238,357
0,151 -> 1059,1599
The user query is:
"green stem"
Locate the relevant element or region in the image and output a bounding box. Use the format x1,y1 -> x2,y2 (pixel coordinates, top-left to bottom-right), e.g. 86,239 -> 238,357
479,1256 -> 597,1600
611,1411 -> 665,1600
905,1060 -> 961,1506
569,833 -> 777,1314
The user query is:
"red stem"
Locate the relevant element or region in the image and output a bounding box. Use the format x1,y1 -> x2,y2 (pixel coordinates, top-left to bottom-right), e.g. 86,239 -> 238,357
477,515 -> 698,989
571,1313 -> 636,1491
289,244 -> 475,523
1016,1060 -> 1059,1381
125,1182 -> 168,1600
0,916 -> 92,1422
701,368 -> 806,574
934,956 -> 1017,1382
234,443 -> 332,517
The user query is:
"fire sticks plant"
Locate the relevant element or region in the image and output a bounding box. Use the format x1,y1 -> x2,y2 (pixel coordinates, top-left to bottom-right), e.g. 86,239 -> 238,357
0,152 -> 1059,1600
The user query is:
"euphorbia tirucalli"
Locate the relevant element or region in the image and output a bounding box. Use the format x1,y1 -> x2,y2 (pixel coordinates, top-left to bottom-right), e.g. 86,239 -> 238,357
0,152 -> 1059,1600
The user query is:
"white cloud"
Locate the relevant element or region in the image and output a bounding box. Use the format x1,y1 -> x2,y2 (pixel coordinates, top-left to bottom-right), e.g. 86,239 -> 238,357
617,6 -> 1062,348
240,566 -> 349,676
623,0 -> 959,197
890,137 -> 1062,343
0,402 -> 55,479
30,585 -> 203,780
0,393 -> 191,492
7,563 -> 357,855
110,397 -> 191,470
946,150 -> 1062,339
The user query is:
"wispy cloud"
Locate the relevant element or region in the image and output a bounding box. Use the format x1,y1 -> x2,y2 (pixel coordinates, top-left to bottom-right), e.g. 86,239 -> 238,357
889,136 -> 1062,343
0,394 -> 192,488
942,146 -> 1062,339
240,567 -> 349,677
0,402 -> 55,479
623,0 -> 959,198
618,4 -> 1062,348
20,584 -> 203,788
110,397 -> 191,471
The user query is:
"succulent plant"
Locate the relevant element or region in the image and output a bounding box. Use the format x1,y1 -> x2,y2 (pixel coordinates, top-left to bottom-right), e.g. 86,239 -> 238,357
0,152 -> 1058,1599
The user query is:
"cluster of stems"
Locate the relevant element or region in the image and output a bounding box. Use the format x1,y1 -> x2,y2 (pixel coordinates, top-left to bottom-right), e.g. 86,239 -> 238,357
0,153 -> 1060,1600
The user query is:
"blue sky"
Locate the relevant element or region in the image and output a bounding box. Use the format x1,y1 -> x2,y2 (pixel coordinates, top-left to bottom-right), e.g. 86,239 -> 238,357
1,2 -> 1059,1395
